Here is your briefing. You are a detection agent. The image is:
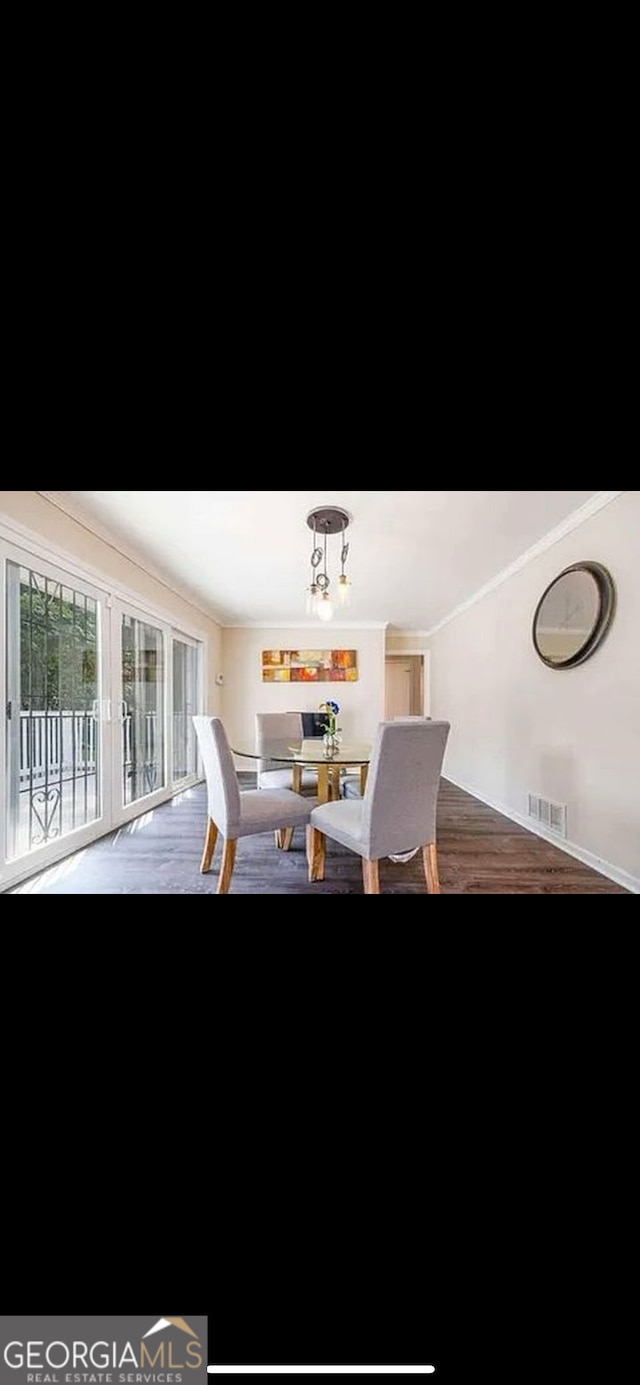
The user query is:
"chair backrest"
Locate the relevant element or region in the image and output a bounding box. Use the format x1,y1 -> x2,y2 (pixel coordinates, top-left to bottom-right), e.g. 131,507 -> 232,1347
255,711 -> 303,775
361,720 -> 450,858
193,716 -> 241,836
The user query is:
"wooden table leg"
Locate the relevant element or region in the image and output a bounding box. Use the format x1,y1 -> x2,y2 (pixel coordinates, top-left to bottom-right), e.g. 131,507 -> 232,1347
328,766 -> 341,800
315,765 -> 329,804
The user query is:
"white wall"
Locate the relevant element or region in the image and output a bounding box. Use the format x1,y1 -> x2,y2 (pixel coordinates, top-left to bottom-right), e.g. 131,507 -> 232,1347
220,626 -> 386,766
0,491 -> 223,713
428,491 -> 640,887
386,630 -> 430,652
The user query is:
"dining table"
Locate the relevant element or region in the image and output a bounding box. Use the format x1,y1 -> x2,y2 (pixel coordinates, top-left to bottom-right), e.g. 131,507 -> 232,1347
231,736 -> 372,804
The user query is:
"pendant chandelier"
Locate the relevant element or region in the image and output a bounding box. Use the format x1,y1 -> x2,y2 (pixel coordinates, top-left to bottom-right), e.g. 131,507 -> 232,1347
305,506 -> 351,622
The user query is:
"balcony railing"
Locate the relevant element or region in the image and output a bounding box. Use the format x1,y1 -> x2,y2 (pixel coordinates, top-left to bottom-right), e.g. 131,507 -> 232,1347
13,709 -> 193,853
19,710 -> 97,785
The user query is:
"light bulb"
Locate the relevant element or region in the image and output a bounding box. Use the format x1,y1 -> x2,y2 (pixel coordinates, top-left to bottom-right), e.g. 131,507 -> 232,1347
317,593 -> 334,622
306,581 -> 320,616
337,574 -> 351,606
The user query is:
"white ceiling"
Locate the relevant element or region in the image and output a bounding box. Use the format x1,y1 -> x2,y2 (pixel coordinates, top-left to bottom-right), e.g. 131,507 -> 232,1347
60,490 -> 601,630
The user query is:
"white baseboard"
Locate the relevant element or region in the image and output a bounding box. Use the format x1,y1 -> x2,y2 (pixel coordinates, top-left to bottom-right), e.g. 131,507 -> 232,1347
444,773 -> 639,895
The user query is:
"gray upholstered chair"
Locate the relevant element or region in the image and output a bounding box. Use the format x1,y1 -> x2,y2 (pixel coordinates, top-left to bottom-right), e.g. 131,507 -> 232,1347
341,716 -> 433,800
309,719 -> 450,894
193,716 -> 317,893
255,712 -> 318,794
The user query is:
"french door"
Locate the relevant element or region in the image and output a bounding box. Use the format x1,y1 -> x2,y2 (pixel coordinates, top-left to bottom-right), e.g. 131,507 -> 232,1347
1,537 -> 202,889
172,633 -> 199,784
115,601 -> 168,820
2,545 -> 110,875
111,602 -> 201,826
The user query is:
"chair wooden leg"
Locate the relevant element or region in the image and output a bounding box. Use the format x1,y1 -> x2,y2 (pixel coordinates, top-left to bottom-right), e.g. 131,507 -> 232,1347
200,818 -> 218,873
217,838 -> 237,894
281,827 -> 294,851
307,826 -> 326,882
275,830 -> 283,849
423,842 -> 441,894
362,857 -> 380,894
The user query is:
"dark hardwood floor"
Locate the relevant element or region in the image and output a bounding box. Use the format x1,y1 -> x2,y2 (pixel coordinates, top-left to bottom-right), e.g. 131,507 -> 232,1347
7,776 -> 631,894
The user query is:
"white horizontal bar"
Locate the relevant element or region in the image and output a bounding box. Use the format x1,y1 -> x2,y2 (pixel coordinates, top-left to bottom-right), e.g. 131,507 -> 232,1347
207,1369 -> 435,1375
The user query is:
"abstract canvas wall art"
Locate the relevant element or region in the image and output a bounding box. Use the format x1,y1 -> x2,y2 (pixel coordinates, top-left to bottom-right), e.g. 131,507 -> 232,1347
262,650 -> 358,682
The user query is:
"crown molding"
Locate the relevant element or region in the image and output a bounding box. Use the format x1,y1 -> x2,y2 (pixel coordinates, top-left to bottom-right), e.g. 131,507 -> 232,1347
38,494 -> 387,631
37,491 -> 622,640
223,620 -> 389,631
0,507 -> 212,641
424,490 -> 624,639
37,491 -> 225,626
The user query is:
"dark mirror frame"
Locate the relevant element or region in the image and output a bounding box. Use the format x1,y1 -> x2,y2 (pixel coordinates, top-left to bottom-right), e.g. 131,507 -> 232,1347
532,561 -> 616,670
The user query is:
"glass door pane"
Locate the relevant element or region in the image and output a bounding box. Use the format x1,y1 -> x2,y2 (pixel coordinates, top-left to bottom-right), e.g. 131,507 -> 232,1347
121,613 -> 165,806
6,559 -> 101,861
172,636 -> 198,782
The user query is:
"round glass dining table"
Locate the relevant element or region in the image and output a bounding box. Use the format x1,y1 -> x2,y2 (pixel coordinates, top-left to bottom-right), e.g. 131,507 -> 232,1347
231,736 -> 371,803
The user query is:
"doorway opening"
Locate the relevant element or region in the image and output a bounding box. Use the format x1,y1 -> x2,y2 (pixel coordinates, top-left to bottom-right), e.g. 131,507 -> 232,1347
384,654 -> 429,720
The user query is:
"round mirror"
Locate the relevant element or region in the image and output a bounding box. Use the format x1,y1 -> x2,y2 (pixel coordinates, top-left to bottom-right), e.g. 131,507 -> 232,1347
532,562 -> 615,669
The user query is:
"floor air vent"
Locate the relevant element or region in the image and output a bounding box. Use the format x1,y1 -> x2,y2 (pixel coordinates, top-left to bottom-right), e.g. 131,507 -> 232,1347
527,794 -> 567,839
